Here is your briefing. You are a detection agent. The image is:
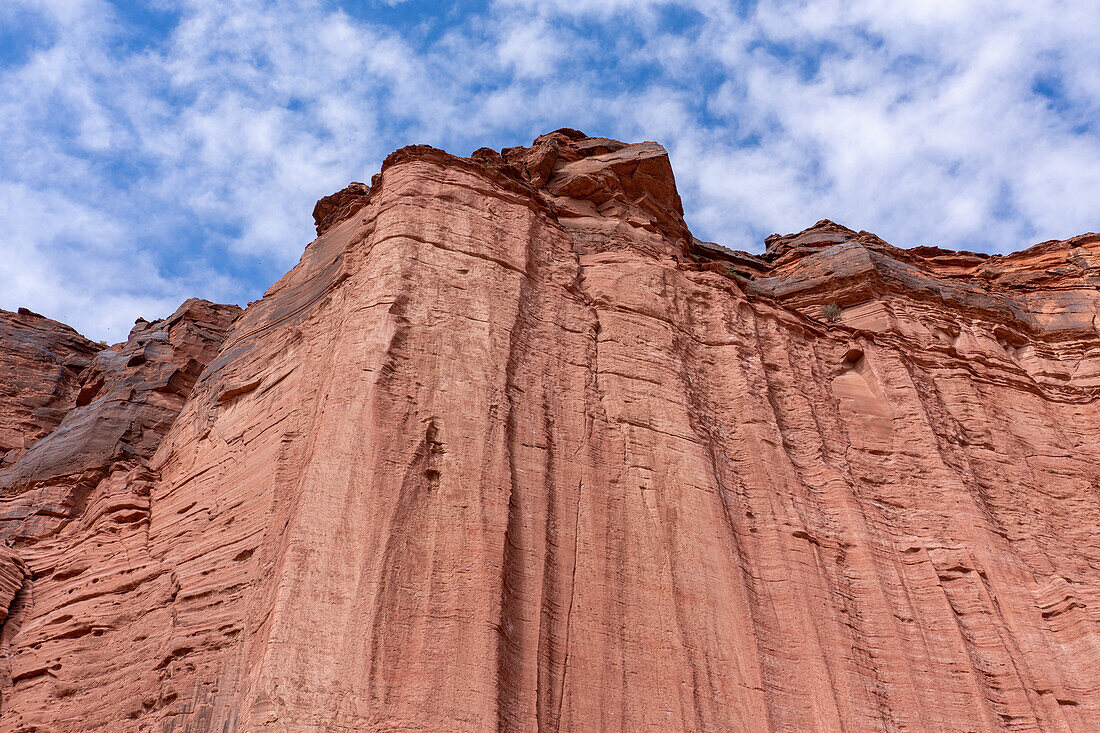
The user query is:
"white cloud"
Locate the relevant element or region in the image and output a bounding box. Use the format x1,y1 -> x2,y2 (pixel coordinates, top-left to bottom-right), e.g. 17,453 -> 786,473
0,181 -> 183,340
495,19 -> 567,79
1,0 -> 1098,339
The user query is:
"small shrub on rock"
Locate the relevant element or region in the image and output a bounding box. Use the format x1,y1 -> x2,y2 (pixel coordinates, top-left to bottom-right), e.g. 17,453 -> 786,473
821,302 -> 842,323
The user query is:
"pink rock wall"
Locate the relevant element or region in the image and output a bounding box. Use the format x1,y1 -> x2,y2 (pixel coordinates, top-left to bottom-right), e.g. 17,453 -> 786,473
1,131 -> 1098,731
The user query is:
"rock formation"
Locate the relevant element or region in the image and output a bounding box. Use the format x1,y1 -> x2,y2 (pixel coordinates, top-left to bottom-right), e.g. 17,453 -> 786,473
1,129 -> 1098,731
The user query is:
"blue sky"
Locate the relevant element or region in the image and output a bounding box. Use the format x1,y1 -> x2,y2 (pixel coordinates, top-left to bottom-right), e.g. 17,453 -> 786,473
2,0 -> 1099,341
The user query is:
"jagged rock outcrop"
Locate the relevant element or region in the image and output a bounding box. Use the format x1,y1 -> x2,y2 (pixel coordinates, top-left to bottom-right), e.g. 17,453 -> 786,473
1,130 -> 1098,731
0,299 -> 240,729
0,308 -> 103,470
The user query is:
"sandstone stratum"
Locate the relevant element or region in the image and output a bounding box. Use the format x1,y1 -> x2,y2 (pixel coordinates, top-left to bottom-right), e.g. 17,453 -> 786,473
1,129 -> 1099,731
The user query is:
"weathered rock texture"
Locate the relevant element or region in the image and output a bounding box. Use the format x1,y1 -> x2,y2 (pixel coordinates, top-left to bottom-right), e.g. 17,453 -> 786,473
0,300 -> 241,729
0,309 -> 103,470
1,129 -> 1099,732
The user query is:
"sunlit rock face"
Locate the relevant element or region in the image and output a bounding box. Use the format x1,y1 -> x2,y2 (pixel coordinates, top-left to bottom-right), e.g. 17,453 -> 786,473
1,130 -> 1099,732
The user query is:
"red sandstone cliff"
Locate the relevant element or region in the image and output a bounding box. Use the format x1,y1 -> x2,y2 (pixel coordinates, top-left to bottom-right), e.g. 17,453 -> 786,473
1,130 -> 1099,732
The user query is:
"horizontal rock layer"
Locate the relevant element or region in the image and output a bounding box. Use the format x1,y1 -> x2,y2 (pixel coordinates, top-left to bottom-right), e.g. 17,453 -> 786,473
0,299 -> 241,731
1,130 -> 1098,732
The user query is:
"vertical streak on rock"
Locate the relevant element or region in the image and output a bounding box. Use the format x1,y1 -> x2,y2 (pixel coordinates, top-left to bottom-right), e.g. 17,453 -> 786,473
496,215 -> 541,732
497,212 -> 589,731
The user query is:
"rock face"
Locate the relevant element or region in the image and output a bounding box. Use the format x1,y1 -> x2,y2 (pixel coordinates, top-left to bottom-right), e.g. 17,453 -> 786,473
0,299 -> 240,729
1,130 -> 1099,732
0,308 -> 103,469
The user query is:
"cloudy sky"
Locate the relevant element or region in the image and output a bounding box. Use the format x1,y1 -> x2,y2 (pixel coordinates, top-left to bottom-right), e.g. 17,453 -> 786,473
2,0 -> 1098,340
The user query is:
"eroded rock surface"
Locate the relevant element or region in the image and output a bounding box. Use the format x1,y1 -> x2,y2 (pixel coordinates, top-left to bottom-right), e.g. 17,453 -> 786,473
0,308 -> 103,469
0,299 -> 240,730
1,131 -> 1098,731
